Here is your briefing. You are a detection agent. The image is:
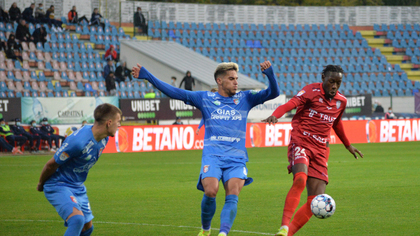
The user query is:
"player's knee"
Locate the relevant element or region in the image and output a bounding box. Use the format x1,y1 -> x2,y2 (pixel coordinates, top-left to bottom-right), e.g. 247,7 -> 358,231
204,188 -> 218,198
67,214 -> 85,229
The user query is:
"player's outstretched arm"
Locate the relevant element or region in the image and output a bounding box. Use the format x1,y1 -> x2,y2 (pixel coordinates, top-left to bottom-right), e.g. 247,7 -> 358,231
258,61 -> 280,101
262,99 -> 297,125
132,63 -> 193,103
37,157 -> 60,192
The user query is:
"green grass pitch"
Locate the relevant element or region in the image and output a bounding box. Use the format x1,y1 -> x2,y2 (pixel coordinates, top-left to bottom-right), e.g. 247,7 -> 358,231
0,141 -> 419,235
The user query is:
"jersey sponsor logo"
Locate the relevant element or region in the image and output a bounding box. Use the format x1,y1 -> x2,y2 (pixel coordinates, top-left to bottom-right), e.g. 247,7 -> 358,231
243,167 -> 247,176
250,90 -> 259,95
210,135 -> 241,142
211,105 -> 242,120
70,196 -> 78,204
73,161 -> 97,173
56,143 -> 69,154
233,98 -> 239,105
82,141 -> 95,155
203,165 -> 209,173
59,152 -> 69,161
297,90 -> 306,97
207,92 -> 216,97
336,101 -> 341,109
212,100 -> 221,106
326,106 -> 332,110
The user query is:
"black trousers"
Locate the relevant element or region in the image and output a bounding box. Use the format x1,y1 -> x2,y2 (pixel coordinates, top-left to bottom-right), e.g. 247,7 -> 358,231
6,135 -> 27,146
20,133 -> 41,148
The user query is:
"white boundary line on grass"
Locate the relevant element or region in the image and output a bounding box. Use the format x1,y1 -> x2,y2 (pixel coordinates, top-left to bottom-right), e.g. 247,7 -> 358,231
1,219 -> 272,235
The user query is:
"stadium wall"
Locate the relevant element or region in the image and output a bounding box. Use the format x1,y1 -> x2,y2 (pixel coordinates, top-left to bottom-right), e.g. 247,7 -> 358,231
102,118 -> 420,153
374,96 -> 415,113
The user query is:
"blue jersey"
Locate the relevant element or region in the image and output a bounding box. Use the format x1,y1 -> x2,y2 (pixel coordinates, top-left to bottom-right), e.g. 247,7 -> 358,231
45,125 -> 108,187
138,66 -> 279,162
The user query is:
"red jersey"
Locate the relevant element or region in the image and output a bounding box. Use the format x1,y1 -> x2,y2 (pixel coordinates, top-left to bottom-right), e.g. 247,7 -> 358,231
289,83 -> 347,147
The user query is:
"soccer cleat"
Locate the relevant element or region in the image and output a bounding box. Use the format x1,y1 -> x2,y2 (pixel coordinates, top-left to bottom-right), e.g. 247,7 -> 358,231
197,229 -> 211,236
275,226 -> 289,236
50,148 -> 57,153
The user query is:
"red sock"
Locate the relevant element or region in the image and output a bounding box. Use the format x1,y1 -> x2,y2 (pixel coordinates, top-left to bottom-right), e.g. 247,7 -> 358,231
288,195 -> 316,236
281,172 -> 307,226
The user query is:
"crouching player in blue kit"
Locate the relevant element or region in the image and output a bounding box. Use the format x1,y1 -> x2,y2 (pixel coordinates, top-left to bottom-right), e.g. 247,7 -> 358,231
37,103 -> 122,236
132,61 -> 279,235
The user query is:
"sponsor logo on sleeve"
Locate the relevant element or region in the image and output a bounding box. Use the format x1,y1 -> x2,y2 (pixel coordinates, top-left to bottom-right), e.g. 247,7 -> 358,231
59,152 -> 69,161
70,196 -> 78,204
297,90 -> 306,97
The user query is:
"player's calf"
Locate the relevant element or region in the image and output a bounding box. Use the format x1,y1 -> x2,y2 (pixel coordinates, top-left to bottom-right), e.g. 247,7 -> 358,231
281,172 -> 307,226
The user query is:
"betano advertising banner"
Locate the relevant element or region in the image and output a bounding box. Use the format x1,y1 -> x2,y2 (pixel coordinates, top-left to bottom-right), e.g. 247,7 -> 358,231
21,97 -> 119,124
103,118 -> 420,153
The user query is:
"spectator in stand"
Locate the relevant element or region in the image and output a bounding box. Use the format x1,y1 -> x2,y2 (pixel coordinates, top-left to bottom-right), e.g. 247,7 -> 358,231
46,5 -> 63,32
385,107 -> 395,119
172,117 -> 183,125
8,2 -> 21,22
0,6 -> 10,23
12,118 -> 41,153
90,8 -> 104,29
0,117 -> 27,151
104,45 -> 118,62
32,26 -> 46,46
115,61 -> 132,83
179,70 -> 195,91
35,3 -> 48,24
22,3 -> 38,24
105,72 -> 117,96
40,117 -> 65,150
144,88 -> 156,99
103,59 -> 115,79
30,119 -> 55,152
170,76 -> 177,87
15,19 -> 33,42
373,100 -> 384,113
134,7 -> 147,35
6,34 -> 23,61
68,5 -> 89,24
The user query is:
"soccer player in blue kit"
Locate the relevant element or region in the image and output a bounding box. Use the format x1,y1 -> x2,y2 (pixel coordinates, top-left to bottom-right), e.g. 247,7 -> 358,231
132,61 -> 279,236
37,103 -> 122,236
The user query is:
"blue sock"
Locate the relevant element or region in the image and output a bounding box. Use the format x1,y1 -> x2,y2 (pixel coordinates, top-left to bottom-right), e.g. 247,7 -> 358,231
201,194 -> 216,230
80,225 -> 93,236
219,195 -> 239,234
64,215 -> 84,236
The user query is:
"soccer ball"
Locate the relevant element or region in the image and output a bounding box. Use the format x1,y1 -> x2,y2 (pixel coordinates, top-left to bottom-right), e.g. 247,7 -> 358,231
310,194 -> 336,219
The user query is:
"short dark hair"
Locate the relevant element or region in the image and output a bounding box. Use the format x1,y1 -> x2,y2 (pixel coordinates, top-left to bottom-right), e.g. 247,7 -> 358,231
171,76 -> 176,80
322,65 -> 344,77
94,103 -> 122,125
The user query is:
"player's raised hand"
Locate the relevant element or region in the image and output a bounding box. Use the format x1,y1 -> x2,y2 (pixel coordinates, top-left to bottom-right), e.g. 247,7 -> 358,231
346,145 -> 364,159
260,61 -> 272,72
261,115 -> 278,125
131,63 -> 142,78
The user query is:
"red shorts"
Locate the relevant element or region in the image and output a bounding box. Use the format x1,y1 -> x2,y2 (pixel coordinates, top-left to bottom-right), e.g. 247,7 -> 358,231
287,142 -> 330,184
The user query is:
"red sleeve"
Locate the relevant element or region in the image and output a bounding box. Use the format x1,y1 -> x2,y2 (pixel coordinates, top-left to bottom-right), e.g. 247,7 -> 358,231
333,119 -> 350,147
272,100 -> 297,118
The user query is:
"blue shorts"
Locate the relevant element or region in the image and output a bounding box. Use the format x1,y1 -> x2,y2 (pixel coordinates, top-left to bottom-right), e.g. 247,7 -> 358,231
43,183 -> 93,226
197,155 -> 254,191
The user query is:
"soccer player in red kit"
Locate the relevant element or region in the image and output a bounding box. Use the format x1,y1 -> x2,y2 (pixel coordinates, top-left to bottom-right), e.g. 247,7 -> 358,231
262,65 -> 363,236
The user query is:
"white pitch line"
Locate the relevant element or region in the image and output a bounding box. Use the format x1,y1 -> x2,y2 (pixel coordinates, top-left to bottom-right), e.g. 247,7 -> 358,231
1,219 -> 272,235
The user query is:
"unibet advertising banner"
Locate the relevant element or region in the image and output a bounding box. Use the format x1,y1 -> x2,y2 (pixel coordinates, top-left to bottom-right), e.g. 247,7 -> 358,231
102,118 -> 420,153
21,97 -> 119,124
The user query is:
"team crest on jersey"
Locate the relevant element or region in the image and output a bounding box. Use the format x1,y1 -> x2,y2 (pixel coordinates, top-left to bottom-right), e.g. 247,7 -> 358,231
212,100 -> 221,106
336,101 -> 341,109
70,196 -> 78,204
203,165 -> 210,173
297,90 -> 306,97
59,152 -> 69,161
233,99 -> 239,105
